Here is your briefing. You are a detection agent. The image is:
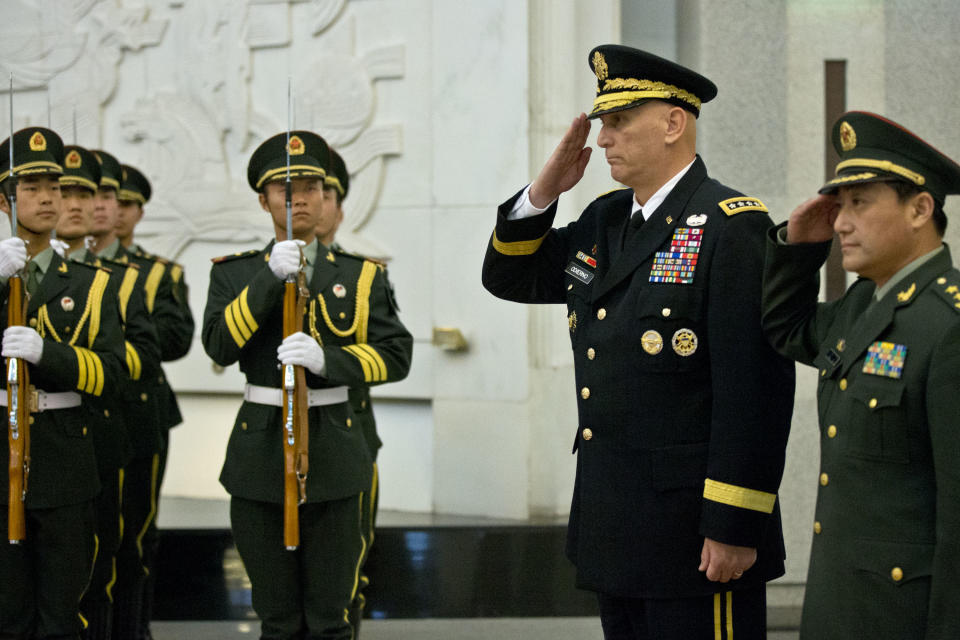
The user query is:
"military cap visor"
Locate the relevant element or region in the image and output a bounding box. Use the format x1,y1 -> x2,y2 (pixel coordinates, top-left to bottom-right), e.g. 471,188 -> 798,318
820,111 -> 960,203
60,145 -> 102,193
247,131 -> 329,192
587,45 -> 717,119
0,127 -> 65,185
91,149 -> 123,190
119,164 -> 151,204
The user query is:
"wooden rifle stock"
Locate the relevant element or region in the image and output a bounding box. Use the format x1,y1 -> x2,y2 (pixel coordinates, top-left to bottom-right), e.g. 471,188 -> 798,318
7,273 -> 30,544
281,273 -> 309,550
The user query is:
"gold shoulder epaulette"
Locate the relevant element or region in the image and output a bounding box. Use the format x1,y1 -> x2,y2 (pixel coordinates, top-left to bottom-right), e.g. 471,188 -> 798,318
595,187 -> 630,200
934,274 -> 960,313
333,246 -> 387,267
211,249 -> 260,264
100,256 -> 140,270
718,196 -> 769,216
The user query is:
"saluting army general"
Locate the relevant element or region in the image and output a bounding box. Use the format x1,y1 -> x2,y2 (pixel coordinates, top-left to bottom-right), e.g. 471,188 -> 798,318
482,46 -> 795,639
202,131 -> 412,640
56,144 -> 162,640
762,112 -> 960,640
0,128 -> 126,639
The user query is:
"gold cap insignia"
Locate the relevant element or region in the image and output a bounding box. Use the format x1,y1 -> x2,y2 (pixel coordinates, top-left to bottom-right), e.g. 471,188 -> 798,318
672,328 -> 698,356
641,330 -> 663,355
287,135 -> 305,156
30,131 -> 47,151
592,51 -> 608,82
839,121 -> 857,151
65,150 -> 82,169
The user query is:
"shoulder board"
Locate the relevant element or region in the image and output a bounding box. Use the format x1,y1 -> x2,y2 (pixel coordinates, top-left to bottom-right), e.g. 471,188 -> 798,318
99,256 -> 140,270
332,246 -> 387,267
68,259 -> 109,274
717,196 -> 769,216
933,272 -> 960,313
595,187 -> 631,200
211,249 -> 261,264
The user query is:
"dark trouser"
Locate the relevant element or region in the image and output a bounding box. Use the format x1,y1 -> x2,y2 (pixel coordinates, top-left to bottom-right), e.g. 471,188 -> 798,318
597,586 -> 766,640
138,432 -> 169,639
231,495 -> 366,640
349,463 -> 378,636
112,454 -> 159,640
80,469 -> 124,640
0,501 -> 96,639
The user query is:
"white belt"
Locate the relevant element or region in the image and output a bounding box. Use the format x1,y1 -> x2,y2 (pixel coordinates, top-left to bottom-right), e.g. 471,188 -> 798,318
0,389 -> 82,412
243,384 -> 348,407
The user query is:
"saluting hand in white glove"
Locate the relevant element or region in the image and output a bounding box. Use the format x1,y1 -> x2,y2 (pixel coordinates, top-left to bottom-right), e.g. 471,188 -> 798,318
277,331 -> 325,375
269,239 -> 305,280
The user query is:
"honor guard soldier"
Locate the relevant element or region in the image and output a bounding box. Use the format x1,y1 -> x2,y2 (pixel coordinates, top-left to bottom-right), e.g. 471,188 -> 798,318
202,131 -> 412,640
320,148 -> 392,637
481,46 -> 795,639
57,145 -> 161,640
763,112 -> 960,640
86,149 -> 167,640
114,161 -> 193,639
0,128 -> 126,639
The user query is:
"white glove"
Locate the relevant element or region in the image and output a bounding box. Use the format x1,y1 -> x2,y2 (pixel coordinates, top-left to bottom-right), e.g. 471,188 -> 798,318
50,238 -> 69,258
269,239 -> 305,280
0,237 -> 27,278
2,326 -> 44,364
277,331 -> 325,375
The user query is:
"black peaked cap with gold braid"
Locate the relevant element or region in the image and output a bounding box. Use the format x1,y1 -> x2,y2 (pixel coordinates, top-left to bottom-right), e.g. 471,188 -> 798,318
119,163 -> 151,204
0,127 -> 65,186
61,145 -> 102,194
820,111 -> 960,204
247,130 -> 329,192
325,147 -> 349,200
91,149 -> 122,190
587,45 -> 717,119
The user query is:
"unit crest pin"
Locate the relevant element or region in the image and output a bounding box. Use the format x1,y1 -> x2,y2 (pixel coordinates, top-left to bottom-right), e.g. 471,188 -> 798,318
61,296 -> 75,312
333,284 -> 347,298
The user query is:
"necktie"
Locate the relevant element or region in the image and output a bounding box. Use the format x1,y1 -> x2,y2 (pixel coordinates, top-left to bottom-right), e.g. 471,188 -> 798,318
25,261 -> 41,297
621,209 -> 644,249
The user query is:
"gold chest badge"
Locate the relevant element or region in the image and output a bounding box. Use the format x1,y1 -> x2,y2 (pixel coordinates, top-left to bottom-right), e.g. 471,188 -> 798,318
672,328 -> 698,356
641,330 -> 663,355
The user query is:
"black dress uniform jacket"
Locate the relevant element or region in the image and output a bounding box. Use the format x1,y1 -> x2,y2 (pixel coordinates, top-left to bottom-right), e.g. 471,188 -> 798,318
482,157 -> 795,598
762,231 -> 960,640
203,242 -> 412,504
1,254 -> 126,508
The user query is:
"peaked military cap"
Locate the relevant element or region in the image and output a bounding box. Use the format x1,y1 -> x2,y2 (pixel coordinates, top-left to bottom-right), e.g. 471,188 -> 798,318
587,45 -> 717,119
820,111 -> 960,204
247,130 -> 329,192
60,145 -> 102,193
0,127 -> 65,186
325,148 -> 349,200
91,149 -> 122,190
119,164 -> 151,204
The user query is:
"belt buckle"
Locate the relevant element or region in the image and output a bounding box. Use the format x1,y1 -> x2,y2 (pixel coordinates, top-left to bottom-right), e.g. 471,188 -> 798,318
29,386 -> 39,413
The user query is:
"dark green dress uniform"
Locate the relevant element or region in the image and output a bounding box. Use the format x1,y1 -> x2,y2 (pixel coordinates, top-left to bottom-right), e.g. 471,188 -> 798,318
60,144 -> 162,640
762,112 -> 960,640
0,250 -> 126,639
482,46 -> 795,639
203,130 -> 412,640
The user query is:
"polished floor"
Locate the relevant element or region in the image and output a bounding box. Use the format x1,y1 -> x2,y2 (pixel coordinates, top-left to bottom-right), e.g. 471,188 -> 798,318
153,498 -> 801,638
152,619 -> 801,639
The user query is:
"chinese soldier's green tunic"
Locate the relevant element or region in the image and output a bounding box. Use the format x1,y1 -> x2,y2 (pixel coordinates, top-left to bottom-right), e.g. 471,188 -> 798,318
763,233 -> 960,640
203,240 -> 412,638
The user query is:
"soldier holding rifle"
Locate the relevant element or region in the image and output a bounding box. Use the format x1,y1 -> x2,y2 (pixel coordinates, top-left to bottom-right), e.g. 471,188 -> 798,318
0,126 -> 125,639
202,130 -> 412,640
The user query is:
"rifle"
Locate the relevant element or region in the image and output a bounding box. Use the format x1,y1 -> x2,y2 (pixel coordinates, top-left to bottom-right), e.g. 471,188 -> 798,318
6,75 -> 31,544
281,79 -> 309,550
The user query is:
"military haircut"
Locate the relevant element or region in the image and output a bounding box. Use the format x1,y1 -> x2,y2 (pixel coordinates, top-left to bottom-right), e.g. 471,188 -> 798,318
887,179 -> 948,237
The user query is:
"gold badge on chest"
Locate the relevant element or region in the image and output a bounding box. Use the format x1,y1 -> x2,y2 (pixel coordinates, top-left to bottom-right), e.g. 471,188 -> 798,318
672,328 -> 698,356
641,330 -> 663,355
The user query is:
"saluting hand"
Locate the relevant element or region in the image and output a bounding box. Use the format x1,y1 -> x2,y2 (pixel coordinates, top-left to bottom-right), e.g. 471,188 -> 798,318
528,113 -> 593,208
785,194 -> 840,244
698,537 -> 757,583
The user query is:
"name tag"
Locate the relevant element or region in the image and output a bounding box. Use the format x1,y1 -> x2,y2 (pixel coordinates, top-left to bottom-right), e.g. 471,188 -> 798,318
565,262 -> 594,285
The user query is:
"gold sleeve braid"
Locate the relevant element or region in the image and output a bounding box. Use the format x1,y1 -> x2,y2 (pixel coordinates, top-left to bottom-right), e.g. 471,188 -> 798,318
144,261 -> 166,313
